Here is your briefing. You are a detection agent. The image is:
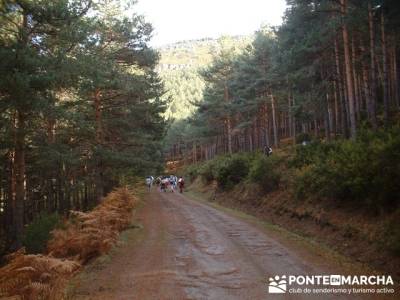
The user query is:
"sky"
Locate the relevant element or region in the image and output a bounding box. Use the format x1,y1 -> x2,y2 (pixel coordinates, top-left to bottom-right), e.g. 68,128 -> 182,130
134,0 -> 287,47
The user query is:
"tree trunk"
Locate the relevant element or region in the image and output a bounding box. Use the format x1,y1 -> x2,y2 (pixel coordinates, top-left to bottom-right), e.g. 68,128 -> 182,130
13,110 -> 25,249
351,37 -> 360,120
224,84 -> 232,155
270,92 -> 279,147
94,89 -> 104,202
392,46 -> 399,108
288,92 -> 293,138
292,95 -> 296,144
361,59 -> 372,118
325,93 -> 332,141
341,0 -> 357,138
368,1 -> 378,128
381,11 -> 389,123
249,127 -> 253,152
333,81 -> 339,135
334,37 -> 347,136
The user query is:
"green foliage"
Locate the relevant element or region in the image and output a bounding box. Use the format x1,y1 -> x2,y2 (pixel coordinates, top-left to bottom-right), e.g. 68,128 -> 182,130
161,69 -> 204,120
294,127 -> 400,210
248,155 -> 281,192
289,141 -> 338,168
197,160 -> 217,183
185,163 -> 200,182
295,133 -> 312,144
0,0 -> 167,250
188,152 -> 284,192
213,154 -> 251,189
22,213 -> 61,254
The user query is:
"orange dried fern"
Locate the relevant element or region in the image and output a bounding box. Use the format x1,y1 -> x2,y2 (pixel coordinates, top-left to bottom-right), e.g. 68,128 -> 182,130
47,187 -> 138,263
0,187 -> 138,300
0,248 -> 80,300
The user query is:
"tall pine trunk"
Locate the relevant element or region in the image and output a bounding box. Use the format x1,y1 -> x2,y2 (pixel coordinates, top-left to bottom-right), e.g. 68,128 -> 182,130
224,83 -> 232,155
351,38 -> 360,120
334,37 -> 347,136
333,81 -> 339,136
368,1 -> 378,128
341,0 -> 357,139
270,92 -> 278,147
392,45 -> 399,108
381,11 -> 389,123
14,110 -> 25,249
94,89 -> 104,202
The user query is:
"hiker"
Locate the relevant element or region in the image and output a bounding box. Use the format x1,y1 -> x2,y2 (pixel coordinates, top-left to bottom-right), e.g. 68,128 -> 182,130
161,177 -> 169,192
178,177 -> 185,193
169,175 -> 175,192
172,175 -> 178,190
264,145 -> 273,157
145,176 -> 152,191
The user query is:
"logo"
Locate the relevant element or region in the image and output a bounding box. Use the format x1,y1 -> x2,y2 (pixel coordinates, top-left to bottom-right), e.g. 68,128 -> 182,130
330,275 -> 341,285
266,274 -> 395,295
268,275 -> 287,293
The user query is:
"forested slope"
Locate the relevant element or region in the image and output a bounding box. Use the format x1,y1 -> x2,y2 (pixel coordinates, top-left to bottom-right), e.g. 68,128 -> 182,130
165,0 -> 400,161
157,36 -> 252,121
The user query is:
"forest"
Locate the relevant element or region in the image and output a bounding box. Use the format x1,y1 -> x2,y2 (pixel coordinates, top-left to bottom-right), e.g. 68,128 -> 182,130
0,0 -> 166,255
166,0 -> 400,160
166,0 -> 400,210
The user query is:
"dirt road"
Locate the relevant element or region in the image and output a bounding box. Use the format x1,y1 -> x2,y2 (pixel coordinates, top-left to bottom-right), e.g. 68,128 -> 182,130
70,189 -> 381,300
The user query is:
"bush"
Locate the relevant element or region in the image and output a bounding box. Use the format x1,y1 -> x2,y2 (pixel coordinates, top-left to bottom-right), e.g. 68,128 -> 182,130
289,140 -> 338,168
295,132 -> 312,144
214,154 -> 250,189
185,164 -> 200,182
198,160 -> 216,183
22,213 -> 61,254
294,127 -> 400,210
248,155 -> 281,192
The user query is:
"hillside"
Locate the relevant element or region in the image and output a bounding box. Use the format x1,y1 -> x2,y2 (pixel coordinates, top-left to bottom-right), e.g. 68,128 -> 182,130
156,36 -> 251,72
157,36 -> 252,120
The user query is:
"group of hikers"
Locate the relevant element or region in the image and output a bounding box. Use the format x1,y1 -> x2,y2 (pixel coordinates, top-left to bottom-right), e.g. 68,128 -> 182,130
145,175 -> 185,193
145,146 -> 272,193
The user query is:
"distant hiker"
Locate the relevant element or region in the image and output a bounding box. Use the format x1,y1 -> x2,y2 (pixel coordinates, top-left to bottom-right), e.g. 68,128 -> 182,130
169,176 -> 175,192
145,176 -> 152,191
178,177 -> 185,193
161,177 -> 169,192
172,175 -> 178,190
264,145 -> 273,156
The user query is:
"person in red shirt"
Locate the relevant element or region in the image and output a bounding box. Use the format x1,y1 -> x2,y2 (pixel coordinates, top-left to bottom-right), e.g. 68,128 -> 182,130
178,177 -> 185,193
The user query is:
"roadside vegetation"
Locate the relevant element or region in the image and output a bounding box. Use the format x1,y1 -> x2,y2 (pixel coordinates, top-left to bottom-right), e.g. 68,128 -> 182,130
185,127 -> 400,257
0,188 -> 138,300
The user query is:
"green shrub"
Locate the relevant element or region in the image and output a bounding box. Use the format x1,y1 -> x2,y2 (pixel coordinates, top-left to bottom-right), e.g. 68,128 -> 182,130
198,160 -> 216,183
294,127 -> 400,210
185,164 -> 200,182
289,140 -> 338,168
215,154 -> 250,189
22,213 -> 61,254
248,155 -> 281,192
295,132 -> 312,144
